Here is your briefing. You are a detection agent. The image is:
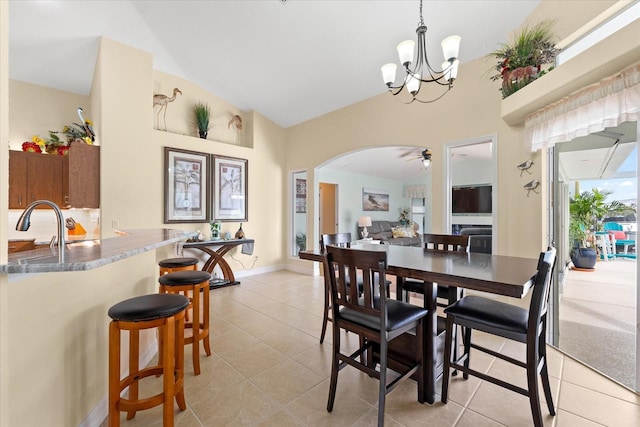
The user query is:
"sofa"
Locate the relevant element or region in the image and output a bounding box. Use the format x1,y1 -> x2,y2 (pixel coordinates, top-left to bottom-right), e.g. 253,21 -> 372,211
357,220 -> 422,247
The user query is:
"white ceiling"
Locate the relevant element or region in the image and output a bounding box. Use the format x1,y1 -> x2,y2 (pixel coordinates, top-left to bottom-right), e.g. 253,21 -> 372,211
8,0 -> 541,129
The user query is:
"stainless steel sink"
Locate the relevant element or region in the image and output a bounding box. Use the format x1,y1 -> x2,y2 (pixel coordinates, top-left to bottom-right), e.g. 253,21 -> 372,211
66,239 -> 101,248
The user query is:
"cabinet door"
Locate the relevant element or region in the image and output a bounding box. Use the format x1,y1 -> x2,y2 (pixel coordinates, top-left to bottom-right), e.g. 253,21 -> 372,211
8,151 -> 29,208
64,144 -> 100,208
28,154 -> 64,206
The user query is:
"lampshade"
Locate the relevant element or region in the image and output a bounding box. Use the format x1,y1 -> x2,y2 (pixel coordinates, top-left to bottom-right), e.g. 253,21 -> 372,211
397,40 -> 415,66
381,63 -> 398,86
358,216 -> 372,227
441,35 -> 461,62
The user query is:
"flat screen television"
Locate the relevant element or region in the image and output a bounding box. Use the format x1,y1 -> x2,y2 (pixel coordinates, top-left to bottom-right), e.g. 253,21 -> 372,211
452,185 -> 492,214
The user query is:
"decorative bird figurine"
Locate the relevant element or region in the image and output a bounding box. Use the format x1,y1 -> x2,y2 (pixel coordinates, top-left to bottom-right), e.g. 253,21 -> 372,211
228,114 -> 243,130
76,107 -> 95,141
517,159 -> 534,176
523,180 -> 540,197
153,88 -> 182,131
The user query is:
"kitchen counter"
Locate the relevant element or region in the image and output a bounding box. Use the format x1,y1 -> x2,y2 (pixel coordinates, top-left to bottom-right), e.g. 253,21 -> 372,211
1,228 -> 194,273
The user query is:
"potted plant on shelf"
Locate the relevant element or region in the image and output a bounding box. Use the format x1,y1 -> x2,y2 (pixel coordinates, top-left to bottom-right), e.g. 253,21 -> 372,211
192,101 -> 211,139
488,20 -> 560,98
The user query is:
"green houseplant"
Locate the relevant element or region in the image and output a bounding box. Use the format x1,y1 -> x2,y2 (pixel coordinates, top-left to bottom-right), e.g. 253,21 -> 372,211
192,101 -> 212,139
569,189 -> 634,269
488,20 -> 560,98
296,232 -> 306,254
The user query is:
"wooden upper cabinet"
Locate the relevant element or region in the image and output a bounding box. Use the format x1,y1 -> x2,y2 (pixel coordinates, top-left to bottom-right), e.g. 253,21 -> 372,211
9,144 -> 100,209
9,150 -> 63,208
63,143 -> 100,208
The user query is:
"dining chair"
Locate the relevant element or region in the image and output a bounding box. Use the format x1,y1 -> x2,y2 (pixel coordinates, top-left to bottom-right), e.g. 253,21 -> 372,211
400,233 -> 469,306
440,247 -> 557,427
325,245 -> 428,427
319,233 -> 353,344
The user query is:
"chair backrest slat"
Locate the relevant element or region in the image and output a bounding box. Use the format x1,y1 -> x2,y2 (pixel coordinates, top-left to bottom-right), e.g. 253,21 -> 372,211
326,246 -> 388,322
423,233 -> 469,252
321,232 -> 352,253
528,247 -> 557,334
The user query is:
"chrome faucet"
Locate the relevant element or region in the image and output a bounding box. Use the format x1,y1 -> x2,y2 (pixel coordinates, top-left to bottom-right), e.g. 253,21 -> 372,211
16,200 -> 65,261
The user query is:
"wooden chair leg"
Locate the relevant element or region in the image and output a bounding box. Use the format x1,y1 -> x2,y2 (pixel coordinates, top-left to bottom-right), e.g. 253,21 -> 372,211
327,323 -> 340,412
320,280 -> 330,344
440,316 -> 454,403
539,324 -> 555,415
174,312 -> 187,411
377,339 -> 387,427
527,340 -> 544,427
202,284 -> 211,356
191,285 -> 201,375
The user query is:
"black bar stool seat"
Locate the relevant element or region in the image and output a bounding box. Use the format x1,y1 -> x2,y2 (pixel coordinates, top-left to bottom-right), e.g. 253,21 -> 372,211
158,257 -> 198,276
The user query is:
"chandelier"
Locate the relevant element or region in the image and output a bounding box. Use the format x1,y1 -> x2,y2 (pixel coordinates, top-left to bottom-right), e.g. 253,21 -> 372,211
381,0 -> 461,103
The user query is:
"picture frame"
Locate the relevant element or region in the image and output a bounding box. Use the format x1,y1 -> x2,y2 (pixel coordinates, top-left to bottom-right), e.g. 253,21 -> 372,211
295,178 -> 306,213
362,188 -> 390,211
164,147 -> 210,223
212,155 -> 248,221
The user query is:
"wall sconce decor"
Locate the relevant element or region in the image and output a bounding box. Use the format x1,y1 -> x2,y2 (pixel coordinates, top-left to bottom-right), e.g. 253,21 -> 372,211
523,180 -> 540,197
517,159 -> 534,176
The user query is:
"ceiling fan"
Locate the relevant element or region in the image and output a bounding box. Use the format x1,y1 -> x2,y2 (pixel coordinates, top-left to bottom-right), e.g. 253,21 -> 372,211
400,148 -> 432,167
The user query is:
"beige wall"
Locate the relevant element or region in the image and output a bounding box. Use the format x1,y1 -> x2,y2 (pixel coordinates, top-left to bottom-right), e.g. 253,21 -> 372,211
1,2 -> 9,426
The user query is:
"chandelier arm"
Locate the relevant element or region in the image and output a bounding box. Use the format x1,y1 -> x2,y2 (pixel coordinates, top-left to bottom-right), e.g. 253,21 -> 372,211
412,86 -> 452,104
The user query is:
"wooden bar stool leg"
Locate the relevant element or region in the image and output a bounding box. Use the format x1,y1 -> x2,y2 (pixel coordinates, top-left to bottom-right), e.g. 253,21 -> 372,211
108,322 -> 121,427
202,284 -> 211,356
162,317 -> 176,427
191,285 -> 201,375
175,312 -> 187,410
126,329 -> 139,420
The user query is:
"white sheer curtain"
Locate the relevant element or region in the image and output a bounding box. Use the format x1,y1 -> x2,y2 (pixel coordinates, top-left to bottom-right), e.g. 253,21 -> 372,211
404,185 -> 427,199
525,62 -> 640,152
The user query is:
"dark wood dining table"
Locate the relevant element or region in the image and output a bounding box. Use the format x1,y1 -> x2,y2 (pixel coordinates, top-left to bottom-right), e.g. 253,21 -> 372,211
299,242 -> 539,403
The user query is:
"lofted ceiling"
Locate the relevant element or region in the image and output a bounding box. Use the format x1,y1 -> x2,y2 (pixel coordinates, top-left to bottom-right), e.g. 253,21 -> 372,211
11,1 -> 635,184
8,0 -> 540,129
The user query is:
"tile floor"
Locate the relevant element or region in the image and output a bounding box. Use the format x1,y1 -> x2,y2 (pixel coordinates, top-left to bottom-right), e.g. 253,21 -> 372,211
559,259 -> 637,389
107,270 -> 640,426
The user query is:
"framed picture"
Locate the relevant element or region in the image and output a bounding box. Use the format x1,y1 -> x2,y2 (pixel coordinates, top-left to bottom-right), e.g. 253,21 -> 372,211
213,155 -> 248,221
164,147 -> 210,223
295,178 -> 306,213
362,188 -> 389,211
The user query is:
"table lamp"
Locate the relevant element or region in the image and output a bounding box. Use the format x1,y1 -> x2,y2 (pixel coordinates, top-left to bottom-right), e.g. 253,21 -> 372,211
358,216 -> 372,239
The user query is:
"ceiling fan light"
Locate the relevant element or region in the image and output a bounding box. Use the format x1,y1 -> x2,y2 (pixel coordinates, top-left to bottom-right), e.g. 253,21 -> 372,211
397,40 -> 415,66
441,35 -> 461,62
381,63 -> 397,86
422,158 -> 431,167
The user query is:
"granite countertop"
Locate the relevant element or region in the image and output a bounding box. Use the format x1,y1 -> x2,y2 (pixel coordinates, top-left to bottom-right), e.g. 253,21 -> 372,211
1,228 -> 195,273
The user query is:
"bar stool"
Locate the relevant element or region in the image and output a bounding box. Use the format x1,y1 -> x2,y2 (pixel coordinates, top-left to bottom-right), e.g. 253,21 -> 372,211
158,257 -> 198,276
159,270 -> 212,375
108,293 -> 190,427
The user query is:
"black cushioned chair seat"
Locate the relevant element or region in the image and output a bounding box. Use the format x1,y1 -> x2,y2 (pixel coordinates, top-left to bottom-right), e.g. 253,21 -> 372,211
159,270 -> 212,286
158,257 -> 199,268
340,297 -> 428,332
444,295 -> 528,342
108,293 -> 190,322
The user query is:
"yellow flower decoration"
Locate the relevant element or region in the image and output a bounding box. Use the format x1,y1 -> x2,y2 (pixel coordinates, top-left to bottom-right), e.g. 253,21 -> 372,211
83,136 -> 93,145
31,135 -> 45,147
85,119 -> 93,126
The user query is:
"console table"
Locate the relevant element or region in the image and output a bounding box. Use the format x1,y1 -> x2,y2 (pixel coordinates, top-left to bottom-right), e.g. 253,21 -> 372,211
182,238 -> 255,289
